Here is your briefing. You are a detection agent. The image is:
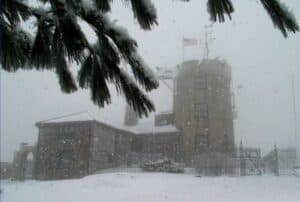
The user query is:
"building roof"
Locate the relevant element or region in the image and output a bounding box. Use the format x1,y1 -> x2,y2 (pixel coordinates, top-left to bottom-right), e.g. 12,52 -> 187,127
124,122 -> 178,135
37,112 -> 179,135
39,111 -> 95,123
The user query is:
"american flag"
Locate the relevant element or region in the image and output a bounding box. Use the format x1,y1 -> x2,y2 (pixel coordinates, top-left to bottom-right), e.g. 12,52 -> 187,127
183,38 -> 198,46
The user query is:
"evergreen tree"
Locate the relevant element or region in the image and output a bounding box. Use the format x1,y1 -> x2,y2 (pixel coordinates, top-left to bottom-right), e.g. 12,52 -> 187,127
0,0 -> 298,116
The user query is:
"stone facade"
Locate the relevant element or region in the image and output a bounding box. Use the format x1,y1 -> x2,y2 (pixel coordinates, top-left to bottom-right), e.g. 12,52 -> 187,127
155,112 -> 174,127
32,59 -> 235,179
35,121 -> 93,180
12,144 -> 36,180
174,59 -> 235,163
131,133 -> 182,162
35,120 -> 181,180
89,121 -> 133,172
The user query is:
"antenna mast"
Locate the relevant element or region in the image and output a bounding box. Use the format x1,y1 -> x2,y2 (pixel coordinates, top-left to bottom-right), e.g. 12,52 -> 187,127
203,23 -> 215,60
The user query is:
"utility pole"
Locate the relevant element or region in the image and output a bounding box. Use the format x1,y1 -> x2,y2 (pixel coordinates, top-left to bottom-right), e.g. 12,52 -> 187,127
290,66 -> 300,176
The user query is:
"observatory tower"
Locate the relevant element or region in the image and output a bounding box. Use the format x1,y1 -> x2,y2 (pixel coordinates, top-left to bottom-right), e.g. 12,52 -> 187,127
173,59 -> 235,163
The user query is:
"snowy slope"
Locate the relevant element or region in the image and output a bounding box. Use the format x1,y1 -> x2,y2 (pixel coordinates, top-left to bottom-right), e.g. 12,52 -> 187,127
1,172 -> 300,202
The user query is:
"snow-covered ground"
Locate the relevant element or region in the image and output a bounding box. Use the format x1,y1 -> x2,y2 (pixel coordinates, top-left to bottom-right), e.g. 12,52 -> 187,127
1,171 -> 300,202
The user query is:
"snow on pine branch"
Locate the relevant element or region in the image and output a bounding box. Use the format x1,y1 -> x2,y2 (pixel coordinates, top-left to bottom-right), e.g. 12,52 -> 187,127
96,15 -> 159,91
126,0 -> 158,30
129,51 -> 159,91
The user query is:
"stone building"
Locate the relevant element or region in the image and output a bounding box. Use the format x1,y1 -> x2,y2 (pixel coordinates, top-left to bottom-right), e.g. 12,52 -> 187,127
174,59 -> 235,163
32,59 -> 235,179
11,143 -> 36,180
34,114 -> 181,180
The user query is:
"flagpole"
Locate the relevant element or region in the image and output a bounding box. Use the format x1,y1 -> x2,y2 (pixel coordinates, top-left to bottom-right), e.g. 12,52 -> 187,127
199,35 -> 202,62
182,37 -> 185,65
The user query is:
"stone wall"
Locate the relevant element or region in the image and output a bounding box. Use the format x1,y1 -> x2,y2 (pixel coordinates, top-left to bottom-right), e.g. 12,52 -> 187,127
12,144 -> 36,180
89,122 -> 133,172
174,59 -> 235,164
35,121 -> 92,180
132,133 -> 183,162
35,120 -> 183,179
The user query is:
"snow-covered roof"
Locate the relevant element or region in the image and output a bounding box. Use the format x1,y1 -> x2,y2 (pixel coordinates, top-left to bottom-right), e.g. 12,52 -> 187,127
123,122 -> 178,135
40,112 -> 96,123
38,112 -> 179,135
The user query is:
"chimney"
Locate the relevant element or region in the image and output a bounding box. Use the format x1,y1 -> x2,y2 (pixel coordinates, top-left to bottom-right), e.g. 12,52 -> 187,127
124,105 -> 138,126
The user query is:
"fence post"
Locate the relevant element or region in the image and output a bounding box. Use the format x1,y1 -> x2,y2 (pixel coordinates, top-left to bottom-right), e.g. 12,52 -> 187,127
274,144 -> 279,176
240,141 -> 246,176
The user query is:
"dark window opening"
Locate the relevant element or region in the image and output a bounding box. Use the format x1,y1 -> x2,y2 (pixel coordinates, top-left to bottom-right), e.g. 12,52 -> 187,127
194,103 -> 208,118
56,150 -> 74,170
194,73 -> 207,89
195,133 -> 209,152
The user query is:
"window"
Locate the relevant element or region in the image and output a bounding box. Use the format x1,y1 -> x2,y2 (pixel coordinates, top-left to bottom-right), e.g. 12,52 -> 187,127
194,73 -> 207,89
158,119 -> 168,126
58,132 -> 74,145
194,103 -> 208,118
195,133 -> 209,151
56,150 -> 73,169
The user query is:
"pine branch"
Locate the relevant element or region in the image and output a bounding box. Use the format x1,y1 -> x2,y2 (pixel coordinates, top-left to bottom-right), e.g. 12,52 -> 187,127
57,13 -> 88,63
94,34 -> 121,81
207,0 -> 234,22
117,69 -> 155,117
94,0 -> 112,12
90,56 -> 112,107
78,35 -> 155,116
98,35 -> 155,116
14,0 -> 32,22
80,10 -> 106,33
54,53 -> 78,93
52,26 -> 77,93
30,23 -> 53,70
260,0 -> 299,37
82,11 -> 158,91
103,20 -> 158,91
78,53 -> 92,89
0,23 -> 31,71
126,0 -> 158,30
64,0 -> 82,12
1,0 -> 29,25
1,0 -> 299,118
82,53 -> 111,107
126,52 -> 159,91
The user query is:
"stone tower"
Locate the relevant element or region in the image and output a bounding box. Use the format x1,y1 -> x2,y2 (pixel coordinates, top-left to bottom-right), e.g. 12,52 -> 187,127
124,105 -> 139,126
173,59 -> 235,163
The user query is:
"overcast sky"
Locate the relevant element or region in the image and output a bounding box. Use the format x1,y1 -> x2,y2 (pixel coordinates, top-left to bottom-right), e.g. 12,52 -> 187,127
1,0 -> 300,162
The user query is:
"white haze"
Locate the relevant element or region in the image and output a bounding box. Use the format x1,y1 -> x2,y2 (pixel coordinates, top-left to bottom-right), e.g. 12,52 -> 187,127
1,0 -> 300,162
